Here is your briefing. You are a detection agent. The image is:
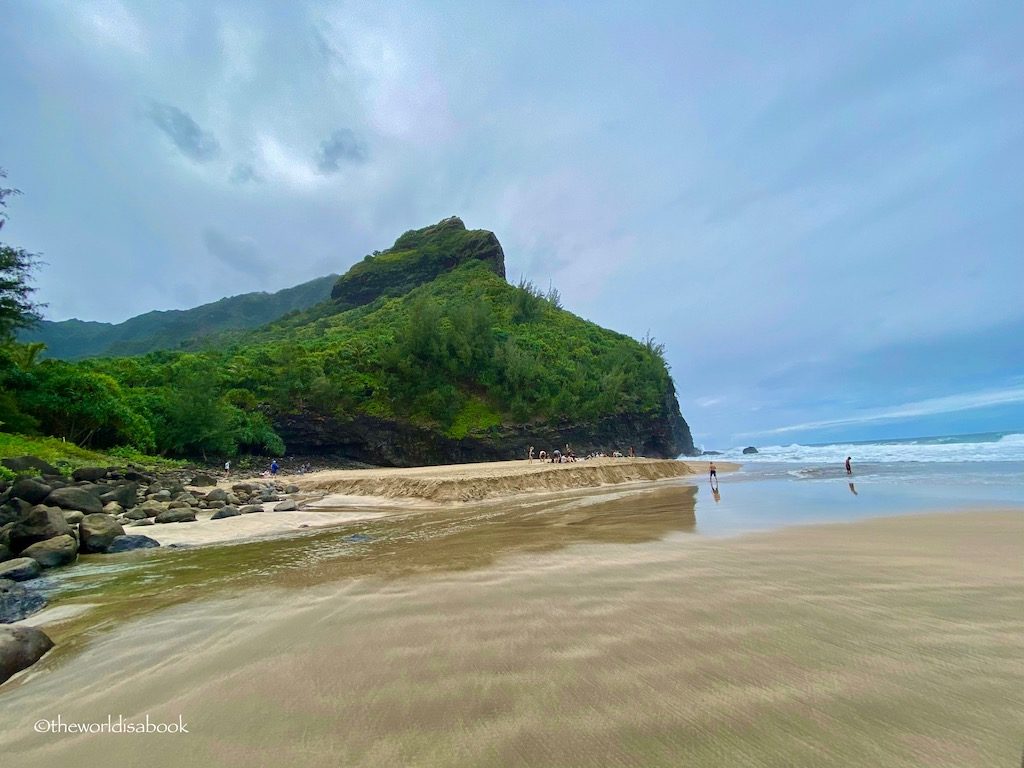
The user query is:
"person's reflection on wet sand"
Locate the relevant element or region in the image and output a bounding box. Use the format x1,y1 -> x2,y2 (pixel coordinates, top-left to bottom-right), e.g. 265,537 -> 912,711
848,482 -> 858,495
712,487 -> 721,503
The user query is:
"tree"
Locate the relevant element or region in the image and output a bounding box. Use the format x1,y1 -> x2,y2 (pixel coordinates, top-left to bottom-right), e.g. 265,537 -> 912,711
0,169 -> 44,341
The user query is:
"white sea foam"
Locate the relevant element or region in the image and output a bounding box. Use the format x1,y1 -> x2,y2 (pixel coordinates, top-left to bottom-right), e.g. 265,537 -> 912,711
704,432 -> 1024,463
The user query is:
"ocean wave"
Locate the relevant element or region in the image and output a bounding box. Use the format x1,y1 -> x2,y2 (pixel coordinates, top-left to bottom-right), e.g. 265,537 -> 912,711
707,432 -> 1024,463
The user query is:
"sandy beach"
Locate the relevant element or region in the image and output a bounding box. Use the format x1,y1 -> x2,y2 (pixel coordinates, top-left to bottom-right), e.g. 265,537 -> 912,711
1,478 -> 1020,767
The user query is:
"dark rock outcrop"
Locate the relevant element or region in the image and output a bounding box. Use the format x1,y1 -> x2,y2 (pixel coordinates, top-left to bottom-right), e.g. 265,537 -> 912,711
100,482 -> 138,509
190,473 -> 216,487
0,579 -> 47,623
78,514 -> 125,554
210,506 -> 240,520
742,446 -> 759,455
72,466 -> 109,482
9,479 -> 52,506
8,506 -> 72,553
44,487 -> 103,515
105,535 -> 160,553
0,456 -> 60,476
0,558 -> 42,582
20,535 -> 78,568
0,624 -> 54,684
154,508 -> 197,524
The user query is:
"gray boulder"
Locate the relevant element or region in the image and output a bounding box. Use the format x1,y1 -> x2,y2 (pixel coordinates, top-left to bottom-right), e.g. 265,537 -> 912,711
99,483 -> 137,509
79,514 -> 126,554
151,490 -> 172,502
239,504 -> 264,514
0,579 -> 47,623
102,502 -> 124,516
44,487 -> 103,515
129,518 -> 155,527
284,484 -> 300,494
204,488 -> 228,503
20,534 -> 78,569
190,473 -> 216,487
0,456 -> 59,476
274,500 -> 297,512
0,558 -> 41,582
0,624 -> 54,684
62,510 -> 85,525
10,479 -> 52,506
8,506 -> 72,553
71,466 -> 108,482
123,508 -> 148,520
106,535 -> 160,553
136,500 -> 167,518
742,446 -> 759,455
154,508 -> 196,524
210,505 -> 240,520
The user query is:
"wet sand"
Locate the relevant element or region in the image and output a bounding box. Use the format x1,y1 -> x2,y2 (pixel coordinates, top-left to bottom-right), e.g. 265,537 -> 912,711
1,495 -> 1020,767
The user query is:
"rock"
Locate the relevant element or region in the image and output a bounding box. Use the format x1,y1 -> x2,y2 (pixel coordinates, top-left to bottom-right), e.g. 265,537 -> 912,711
130,518 -> 155,527
154,508 -> 196,524
226,492 -> 241,505
0,456 -> 60,476
71,466 -> 108,482
742,446 -> 759,455
204,488 -> 228,503
8,506 -> 73,553
151,490 -> 172,502
0,545 -> 9,563
239,504 -> 264,515
260,493 -> 282,503
172,492 -> 198,505
99,483 -> 137,509
205,500 -> 225,510
123,508 -> 148,520
9,479 -> 52,506
0,624 -> 54,684
20,535 -> 78,569
274,500 -> 297,512
0,558 -> 41,582
78,514 -> 126,554
190,473 -> 216,487
0,579 -> 47,623
232,483 -> 258,494
105,535 -> 160,553
123,471 -> 152,483
62,510 -> 85,525
210,505 -> 240,520
284,484 -> 300,494
136,500 -> 167,518
43,486 -> 103,515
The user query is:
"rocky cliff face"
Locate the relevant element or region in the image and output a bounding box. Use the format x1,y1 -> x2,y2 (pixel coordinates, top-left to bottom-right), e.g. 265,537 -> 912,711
275,406 -> 695,467
330,216 -> 506,310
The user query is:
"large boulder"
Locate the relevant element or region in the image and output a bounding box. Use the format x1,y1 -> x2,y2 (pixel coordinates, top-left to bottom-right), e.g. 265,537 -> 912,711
0,579 -> 47,623
20,534 -> 78,569
154,508 -> 197,524
106,535 -> 160,553
210,505 -> 240,520
8,506 -> 72,553
742,446 -> 759,455
204,488 -> 228,503
43,487 -> 103,515
99,483 -> 138,509
0,624 -> 54,684
0,558 -> 42,582
0,456 -> 60,476
190,473 -> 216,487
71,466 -> 109,482
239,504 -> 264,514
274,500 -> 297,512
78,514 -> 126,554
9,479 -> 52,506
136,500 -> 167,518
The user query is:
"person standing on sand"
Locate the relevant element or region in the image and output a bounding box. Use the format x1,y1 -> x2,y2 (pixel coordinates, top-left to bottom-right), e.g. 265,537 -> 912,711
709,461 -> 717,482
845,456 -> 853,476
529,446 -> 534,463
271,459 -> 279,475
224,460 -> 231,476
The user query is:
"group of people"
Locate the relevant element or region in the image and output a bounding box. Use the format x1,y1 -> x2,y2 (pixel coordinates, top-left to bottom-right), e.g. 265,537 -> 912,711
528,445 -> 637,463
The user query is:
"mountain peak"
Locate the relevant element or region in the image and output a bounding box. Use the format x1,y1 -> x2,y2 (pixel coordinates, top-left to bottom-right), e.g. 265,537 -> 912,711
331,217 -> 506,309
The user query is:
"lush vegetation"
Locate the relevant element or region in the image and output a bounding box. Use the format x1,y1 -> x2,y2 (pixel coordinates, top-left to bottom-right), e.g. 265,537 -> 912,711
19,274 -> 338,360
0,432 -> 183,482
1,213 -> 681,461
0,169 -> 43,341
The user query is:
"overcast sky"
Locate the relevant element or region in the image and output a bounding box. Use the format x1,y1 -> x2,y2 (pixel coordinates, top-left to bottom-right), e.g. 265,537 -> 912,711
2,0 -> 1022,448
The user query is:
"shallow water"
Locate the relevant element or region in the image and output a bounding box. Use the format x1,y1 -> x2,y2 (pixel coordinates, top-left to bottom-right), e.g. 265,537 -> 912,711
2,478 -> 1022,767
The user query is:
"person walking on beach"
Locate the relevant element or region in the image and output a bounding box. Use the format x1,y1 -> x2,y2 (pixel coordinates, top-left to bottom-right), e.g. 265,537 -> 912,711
271,459 -> 279,475
709,461 -> 717,482
224,459 -> 231,476
845,456 -> 852,476
528,446 -> 534,463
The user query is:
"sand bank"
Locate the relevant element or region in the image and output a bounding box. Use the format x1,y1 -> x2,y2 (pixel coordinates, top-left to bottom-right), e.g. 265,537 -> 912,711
1,509 -> 1020,767
284,457 -> 703,503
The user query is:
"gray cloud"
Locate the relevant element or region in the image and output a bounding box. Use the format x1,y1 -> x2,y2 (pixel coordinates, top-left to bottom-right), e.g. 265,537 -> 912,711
148,102 -> 220,162
203,228 -> 269,276
315,128 -> 366,173
229,162 -> 263,184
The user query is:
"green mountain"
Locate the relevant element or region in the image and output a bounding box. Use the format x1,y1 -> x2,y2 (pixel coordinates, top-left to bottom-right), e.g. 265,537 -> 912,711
19,274 -> 339,360
2,218 -> 695,464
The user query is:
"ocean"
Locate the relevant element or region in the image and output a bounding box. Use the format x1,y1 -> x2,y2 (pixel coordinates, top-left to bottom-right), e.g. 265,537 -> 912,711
682,431 -> 1024,535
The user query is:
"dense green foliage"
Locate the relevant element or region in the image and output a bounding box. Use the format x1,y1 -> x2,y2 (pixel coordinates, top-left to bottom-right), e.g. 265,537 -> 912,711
0,169 -> 44,342
1,217 -> 681,460
19,274 -> 338,360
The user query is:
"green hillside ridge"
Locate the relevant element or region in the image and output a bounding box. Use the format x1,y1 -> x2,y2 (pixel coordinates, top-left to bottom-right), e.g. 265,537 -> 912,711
19,274 -> 339,360
1,218 -> 694,464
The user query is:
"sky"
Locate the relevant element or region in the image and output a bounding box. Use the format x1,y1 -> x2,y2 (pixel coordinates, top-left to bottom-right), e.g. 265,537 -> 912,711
1,0 -> 1022,449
